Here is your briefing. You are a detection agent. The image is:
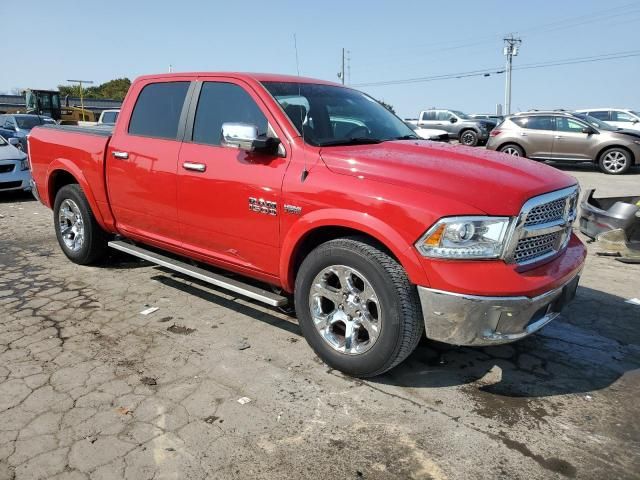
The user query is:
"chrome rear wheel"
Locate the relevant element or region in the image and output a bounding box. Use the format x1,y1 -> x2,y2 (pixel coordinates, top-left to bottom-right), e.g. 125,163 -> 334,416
58,199 -> 85,252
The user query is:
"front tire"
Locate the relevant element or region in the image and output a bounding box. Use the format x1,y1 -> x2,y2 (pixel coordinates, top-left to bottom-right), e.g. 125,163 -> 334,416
598,148 -> 631,174
53,184 -> 108,265
459,129 -> 479,146
294,238 -> 423,378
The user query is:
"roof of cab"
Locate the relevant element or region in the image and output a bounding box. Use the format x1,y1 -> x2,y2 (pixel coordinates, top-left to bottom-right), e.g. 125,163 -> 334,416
132,72 -> 342,86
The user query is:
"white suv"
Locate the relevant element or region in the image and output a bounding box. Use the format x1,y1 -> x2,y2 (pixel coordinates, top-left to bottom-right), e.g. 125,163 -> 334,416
576,108 -> 640,132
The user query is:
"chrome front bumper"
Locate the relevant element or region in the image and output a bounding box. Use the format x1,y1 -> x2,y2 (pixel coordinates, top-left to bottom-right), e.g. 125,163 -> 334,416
418,273 -> 580,346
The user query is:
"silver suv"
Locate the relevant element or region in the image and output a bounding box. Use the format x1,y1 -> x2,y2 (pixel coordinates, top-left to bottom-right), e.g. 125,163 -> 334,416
486,111 -> 640,174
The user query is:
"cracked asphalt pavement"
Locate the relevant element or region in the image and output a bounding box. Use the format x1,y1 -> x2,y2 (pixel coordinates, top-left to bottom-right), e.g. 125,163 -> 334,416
1,166 -> 639,480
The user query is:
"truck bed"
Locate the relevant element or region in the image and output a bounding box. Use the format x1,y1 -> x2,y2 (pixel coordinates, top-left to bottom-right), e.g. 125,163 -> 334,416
29,124 -> 115,230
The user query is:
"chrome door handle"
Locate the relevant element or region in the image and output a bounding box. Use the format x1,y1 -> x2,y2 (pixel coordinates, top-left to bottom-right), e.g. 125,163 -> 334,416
182,162 -> 206,172
112,151 -> 129,159
554,136 -> 563,139
519,132 -> 527,136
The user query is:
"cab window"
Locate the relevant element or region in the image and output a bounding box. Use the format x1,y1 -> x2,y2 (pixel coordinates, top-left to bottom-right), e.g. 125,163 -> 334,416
192,82 -> 268,146
512,116 -> 554,131
128,82 -> 190,139
556,117 -> 587,132
588,111 -> 610,121
421,111 -> 436,121
612,111 -> 636,122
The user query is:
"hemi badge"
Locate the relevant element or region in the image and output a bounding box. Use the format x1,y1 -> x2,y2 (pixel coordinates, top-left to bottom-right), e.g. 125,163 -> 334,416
284,204 -> 302,215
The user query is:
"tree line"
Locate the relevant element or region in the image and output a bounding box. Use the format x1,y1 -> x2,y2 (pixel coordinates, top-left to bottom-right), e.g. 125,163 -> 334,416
57,78 -> 131,101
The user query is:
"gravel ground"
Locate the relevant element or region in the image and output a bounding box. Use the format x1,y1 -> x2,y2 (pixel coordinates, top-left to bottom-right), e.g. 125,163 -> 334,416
0,164 -> 639,480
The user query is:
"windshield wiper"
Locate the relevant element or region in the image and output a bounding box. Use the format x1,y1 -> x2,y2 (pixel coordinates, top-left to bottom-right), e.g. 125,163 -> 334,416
386,135 -> 420,141
319,137 -> 383,147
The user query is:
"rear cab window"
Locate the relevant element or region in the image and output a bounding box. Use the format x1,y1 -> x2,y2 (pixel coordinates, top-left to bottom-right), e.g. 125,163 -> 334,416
128,82 -> 190,139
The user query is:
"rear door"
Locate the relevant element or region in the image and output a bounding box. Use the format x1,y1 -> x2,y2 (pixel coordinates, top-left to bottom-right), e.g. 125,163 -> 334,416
177,78 -> 289,276
106,79 -> 193,246
552,117 -> 598,160
511,115 -> 555,158
418,110 -> 439,129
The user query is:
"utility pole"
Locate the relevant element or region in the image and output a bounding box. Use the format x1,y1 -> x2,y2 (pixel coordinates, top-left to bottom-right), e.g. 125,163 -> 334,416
66,79 -> 94,121
338,48 -> 345,84
503,34 -> 521,115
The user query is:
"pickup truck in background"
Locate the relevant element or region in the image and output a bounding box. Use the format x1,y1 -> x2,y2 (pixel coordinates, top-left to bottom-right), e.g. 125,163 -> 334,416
28,72 -> 586,377
417,109 -> 497,146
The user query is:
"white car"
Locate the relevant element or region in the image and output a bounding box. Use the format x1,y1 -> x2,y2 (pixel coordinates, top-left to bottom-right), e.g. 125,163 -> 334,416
0,136 -> 31,193
98,109 -> 120,125
406,123 -> 450,142
576,108 -> 640,132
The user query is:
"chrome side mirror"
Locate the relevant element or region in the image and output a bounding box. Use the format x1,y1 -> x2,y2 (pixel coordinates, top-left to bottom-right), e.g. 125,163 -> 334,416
221,122 -> 281,155
221,123 -> 259,151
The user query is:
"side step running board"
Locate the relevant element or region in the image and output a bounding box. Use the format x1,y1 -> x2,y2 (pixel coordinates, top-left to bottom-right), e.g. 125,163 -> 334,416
108,240 -> 288,307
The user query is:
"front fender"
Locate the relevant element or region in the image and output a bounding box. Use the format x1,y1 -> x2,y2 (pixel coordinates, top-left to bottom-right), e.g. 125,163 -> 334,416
279,208 -> 430,292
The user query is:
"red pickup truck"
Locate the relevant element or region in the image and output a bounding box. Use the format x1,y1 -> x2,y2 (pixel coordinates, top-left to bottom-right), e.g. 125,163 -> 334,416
28,72 -> 586,377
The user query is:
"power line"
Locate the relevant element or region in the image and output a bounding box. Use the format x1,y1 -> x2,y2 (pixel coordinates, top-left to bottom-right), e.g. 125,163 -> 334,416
351,3 -> 640,73
351,50 -> 640,87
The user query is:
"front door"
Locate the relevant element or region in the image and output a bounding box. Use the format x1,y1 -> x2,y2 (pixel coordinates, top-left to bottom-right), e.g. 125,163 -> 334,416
106,79 -> 192,245
177,79 -> 289,276
552,117 -> 597,161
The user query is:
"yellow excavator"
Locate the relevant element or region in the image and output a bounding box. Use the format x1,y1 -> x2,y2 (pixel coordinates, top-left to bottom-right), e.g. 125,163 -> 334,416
8,89 -> 96,124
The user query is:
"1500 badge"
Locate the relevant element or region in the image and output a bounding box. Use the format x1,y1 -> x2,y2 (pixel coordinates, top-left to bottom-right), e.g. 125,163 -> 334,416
249,197 -> 277,216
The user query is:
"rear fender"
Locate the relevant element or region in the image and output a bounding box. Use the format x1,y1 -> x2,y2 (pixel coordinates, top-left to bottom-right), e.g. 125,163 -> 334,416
46,160 -> 114,231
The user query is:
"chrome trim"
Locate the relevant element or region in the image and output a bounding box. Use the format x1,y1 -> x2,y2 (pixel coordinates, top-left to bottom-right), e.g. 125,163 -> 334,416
503,185 -> 579,268
112,151 -> 129,159
108,241 -> 288,307
29,179 -> 43,204
182,162 -> 206,172
418,271 -> 581,346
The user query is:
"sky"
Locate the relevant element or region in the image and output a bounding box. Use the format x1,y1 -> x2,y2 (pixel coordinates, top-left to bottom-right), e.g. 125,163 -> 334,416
2,0 -> 639,118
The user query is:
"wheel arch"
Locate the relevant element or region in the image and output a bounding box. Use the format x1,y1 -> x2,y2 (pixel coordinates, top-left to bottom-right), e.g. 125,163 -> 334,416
46,162 -> 112,231
496,141 -> 526,157
280,211 -> 428,293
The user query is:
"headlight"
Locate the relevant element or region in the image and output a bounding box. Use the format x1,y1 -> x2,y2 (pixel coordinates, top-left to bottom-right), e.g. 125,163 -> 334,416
20,158 -> 29,171
415,216 -> 511,259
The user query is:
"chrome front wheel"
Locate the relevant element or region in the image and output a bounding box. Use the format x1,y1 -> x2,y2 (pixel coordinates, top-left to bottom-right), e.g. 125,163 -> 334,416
309,265 -> 381,355
58,199 -> 85,252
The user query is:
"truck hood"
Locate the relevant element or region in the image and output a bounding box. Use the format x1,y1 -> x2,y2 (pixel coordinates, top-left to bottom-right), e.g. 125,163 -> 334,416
319,141 -> 576,215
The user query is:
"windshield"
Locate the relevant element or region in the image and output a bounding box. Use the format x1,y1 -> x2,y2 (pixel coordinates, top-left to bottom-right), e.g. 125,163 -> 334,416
631,111 -> 640,118
450,110 -> 470,120
15,116 -> 43,130
573,113 -> 615,131
261,82 -> 416,146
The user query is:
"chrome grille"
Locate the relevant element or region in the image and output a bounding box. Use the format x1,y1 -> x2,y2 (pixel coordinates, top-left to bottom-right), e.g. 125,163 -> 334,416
505,186 -> 579,266
524,197 -> 566,227
514,231 -> 562,263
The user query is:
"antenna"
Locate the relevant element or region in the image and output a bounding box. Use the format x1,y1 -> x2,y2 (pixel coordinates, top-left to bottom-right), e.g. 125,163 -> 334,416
294,34 -> 309,182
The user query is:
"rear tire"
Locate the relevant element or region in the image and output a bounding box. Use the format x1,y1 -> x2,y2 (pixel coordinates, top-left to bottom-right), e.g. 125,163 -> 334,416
294,238 -> 423,378
459,129 -> 479,146
598,147 -> 631,174
499,143 -> 525,157
53,184 -> 108,265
